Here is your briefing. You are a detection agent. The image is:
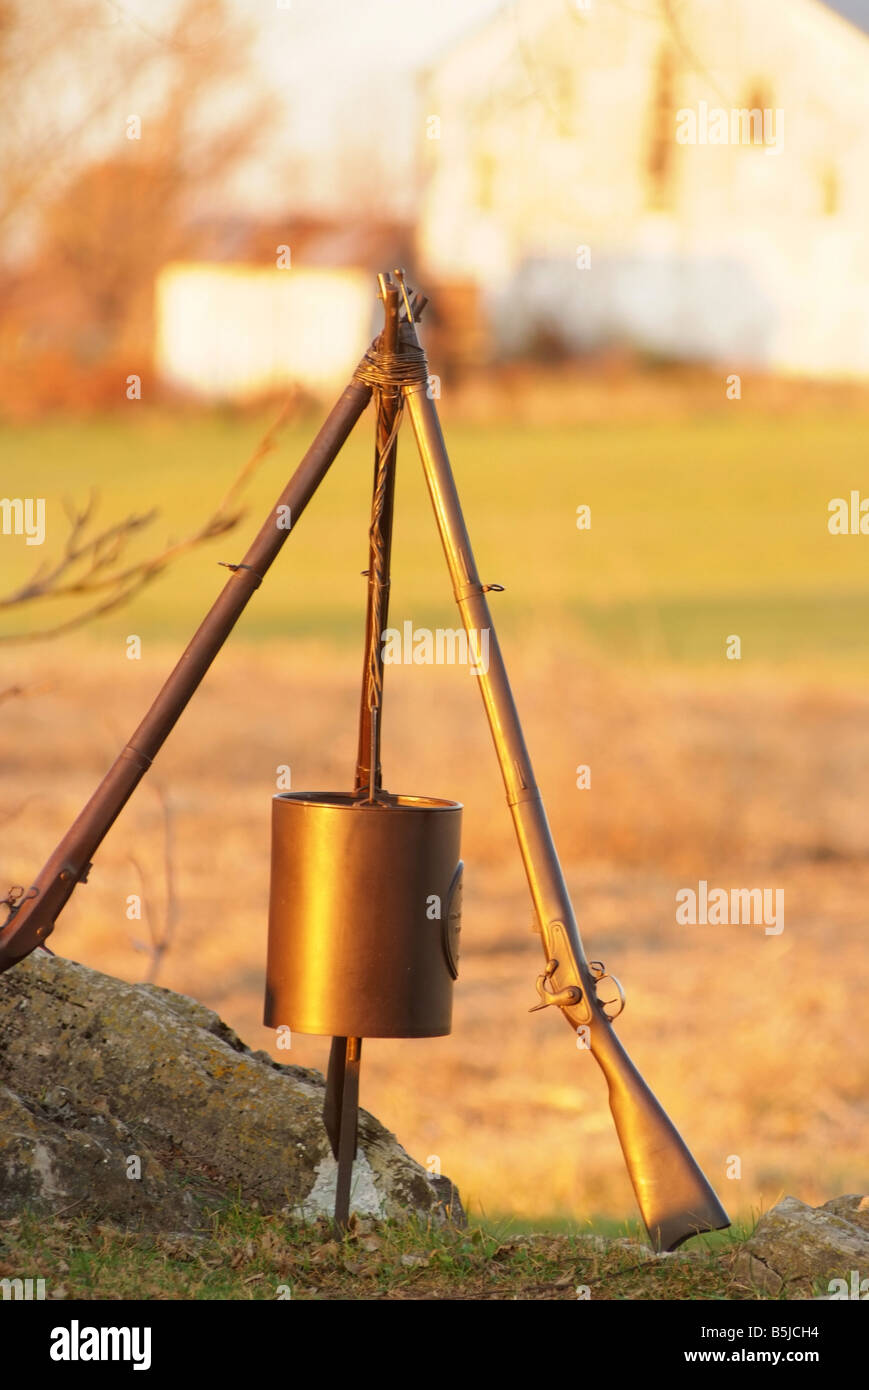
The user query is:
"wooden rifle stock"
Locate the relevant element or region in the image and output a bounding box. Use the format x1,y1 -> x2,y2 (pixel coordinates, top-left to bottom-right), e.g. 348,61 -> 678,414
589,1017 -> 728,1251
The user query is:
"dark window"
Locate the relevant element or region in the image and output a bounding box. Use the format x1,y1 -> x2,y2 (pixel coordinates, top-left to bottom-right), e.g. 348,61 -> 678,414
743,83 -> 775,146
647,48 -> 676,209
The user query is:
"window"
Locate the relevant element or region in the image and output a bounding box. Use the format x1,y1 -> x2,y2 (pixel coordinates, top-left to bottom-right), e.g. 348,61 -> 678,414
742,82 -> 775,148
647,47 -> 676,209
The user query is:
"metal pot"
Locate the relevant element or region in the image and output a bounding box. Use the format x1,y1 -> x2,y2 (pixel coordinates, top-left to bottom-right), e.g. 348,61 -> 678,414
264,790 -> 462,1038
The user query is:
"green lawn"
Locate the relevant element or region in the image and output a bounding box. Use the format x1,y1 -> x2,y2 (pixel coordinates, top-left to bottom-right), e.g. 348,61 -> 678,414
2,408 -> 868,667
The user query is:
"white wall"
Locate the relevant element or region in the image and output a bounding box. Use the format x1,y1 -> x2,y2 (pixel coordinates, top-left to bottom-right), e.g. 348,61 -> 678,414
155,265 -> 374,399
417,0 -> 869,376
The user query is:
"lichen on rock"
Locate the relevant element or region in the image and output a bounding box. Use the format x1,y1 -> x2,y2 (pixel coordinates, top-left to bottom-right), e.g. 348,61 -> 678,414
0,950 -> 462,1232
734,1194 -> 869,1298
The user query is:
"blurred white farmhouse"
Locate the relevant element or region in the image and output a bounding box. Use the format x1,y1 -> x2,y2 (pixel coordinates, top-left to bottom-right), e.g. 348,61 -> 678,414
155,264 -> 373,400
417,0 -> 869,376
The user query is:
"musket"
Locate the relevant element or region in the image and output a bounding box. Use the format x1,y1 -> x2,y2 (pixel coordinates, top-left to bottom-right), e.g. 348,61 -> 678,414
399,308 -> 729,1252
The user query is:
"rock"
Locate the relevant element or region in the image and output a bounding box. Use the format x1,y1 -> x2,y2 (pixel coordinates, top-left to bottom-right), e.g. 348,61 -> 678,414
734,1194 -> 869,1298
575,1233 -> 657,1261
0,951 -> 462,1232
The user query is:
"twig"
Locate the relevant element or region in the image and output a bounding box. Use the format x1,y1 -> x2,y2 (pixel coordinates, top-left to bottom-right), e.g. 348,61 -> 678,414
0,679 -> 55,705
0,390 -> 299,643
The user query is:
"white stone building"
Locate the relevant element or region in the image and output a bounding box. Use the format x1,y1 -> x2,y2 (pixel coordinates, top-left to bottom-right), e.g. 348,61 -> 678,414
417,0 -> 869,376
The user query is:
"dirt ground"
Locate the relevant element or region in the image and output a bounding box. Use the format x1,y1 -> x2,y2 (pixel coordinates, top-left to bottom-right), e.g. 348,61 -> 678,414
1,635 -> 866,1225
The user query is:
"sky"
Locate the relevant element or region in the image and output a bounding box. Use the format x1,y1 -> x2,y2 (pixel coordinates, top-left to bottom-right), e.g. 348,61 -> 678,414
111,0 -> 508,216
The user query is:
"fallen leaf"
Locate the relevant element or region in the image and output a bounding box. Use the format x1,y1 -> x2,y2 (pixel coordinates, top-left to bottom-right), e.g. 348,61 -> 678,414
310,1240 -> 340,1265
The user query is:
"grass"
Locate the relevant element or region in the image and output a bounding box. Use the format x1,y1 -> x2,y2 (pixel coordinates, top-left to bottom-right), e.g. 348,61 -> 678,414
3,404 -> 869,668
0,1202 -> 779,1301
478,1211 -> 755,1249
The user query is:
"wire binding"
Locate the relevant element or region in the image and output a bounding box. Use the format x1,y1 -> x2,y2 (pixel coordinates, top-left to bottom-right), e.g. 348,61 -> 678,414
352,342 -> 428,390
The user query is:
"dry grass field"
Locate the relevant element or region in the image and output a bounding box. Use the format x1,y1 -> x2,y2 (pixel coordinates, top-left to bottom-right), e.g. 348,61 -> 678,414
1,634 -> 865,1229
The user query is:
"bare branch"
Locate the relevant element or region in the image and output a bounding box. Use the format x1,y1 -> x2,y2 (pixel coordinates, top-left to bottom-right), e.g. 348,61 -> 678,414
0,389 -> 300,643
0,498 -> 158,608
0,678 -> 55,705
0,795 -> 38,829
2,571 -> 155,645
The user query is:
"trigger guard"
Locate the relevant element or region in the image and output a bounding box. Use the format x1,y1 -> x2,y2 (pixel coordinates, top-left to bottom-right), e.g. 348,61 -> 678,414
594,972 -> 626,1020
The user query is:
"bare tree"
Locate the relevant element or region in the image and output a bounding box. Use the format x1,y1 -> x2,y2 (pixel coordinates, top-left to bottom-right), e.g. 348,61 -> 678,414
0,2 -> 157,254
0,0 -> 271,262
2,0 -> 274,373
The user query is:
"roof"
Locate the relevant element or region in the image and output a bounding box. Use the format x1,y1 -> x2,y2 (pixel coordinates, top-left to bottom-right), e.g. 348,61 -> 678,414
821,1 -> 869,34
